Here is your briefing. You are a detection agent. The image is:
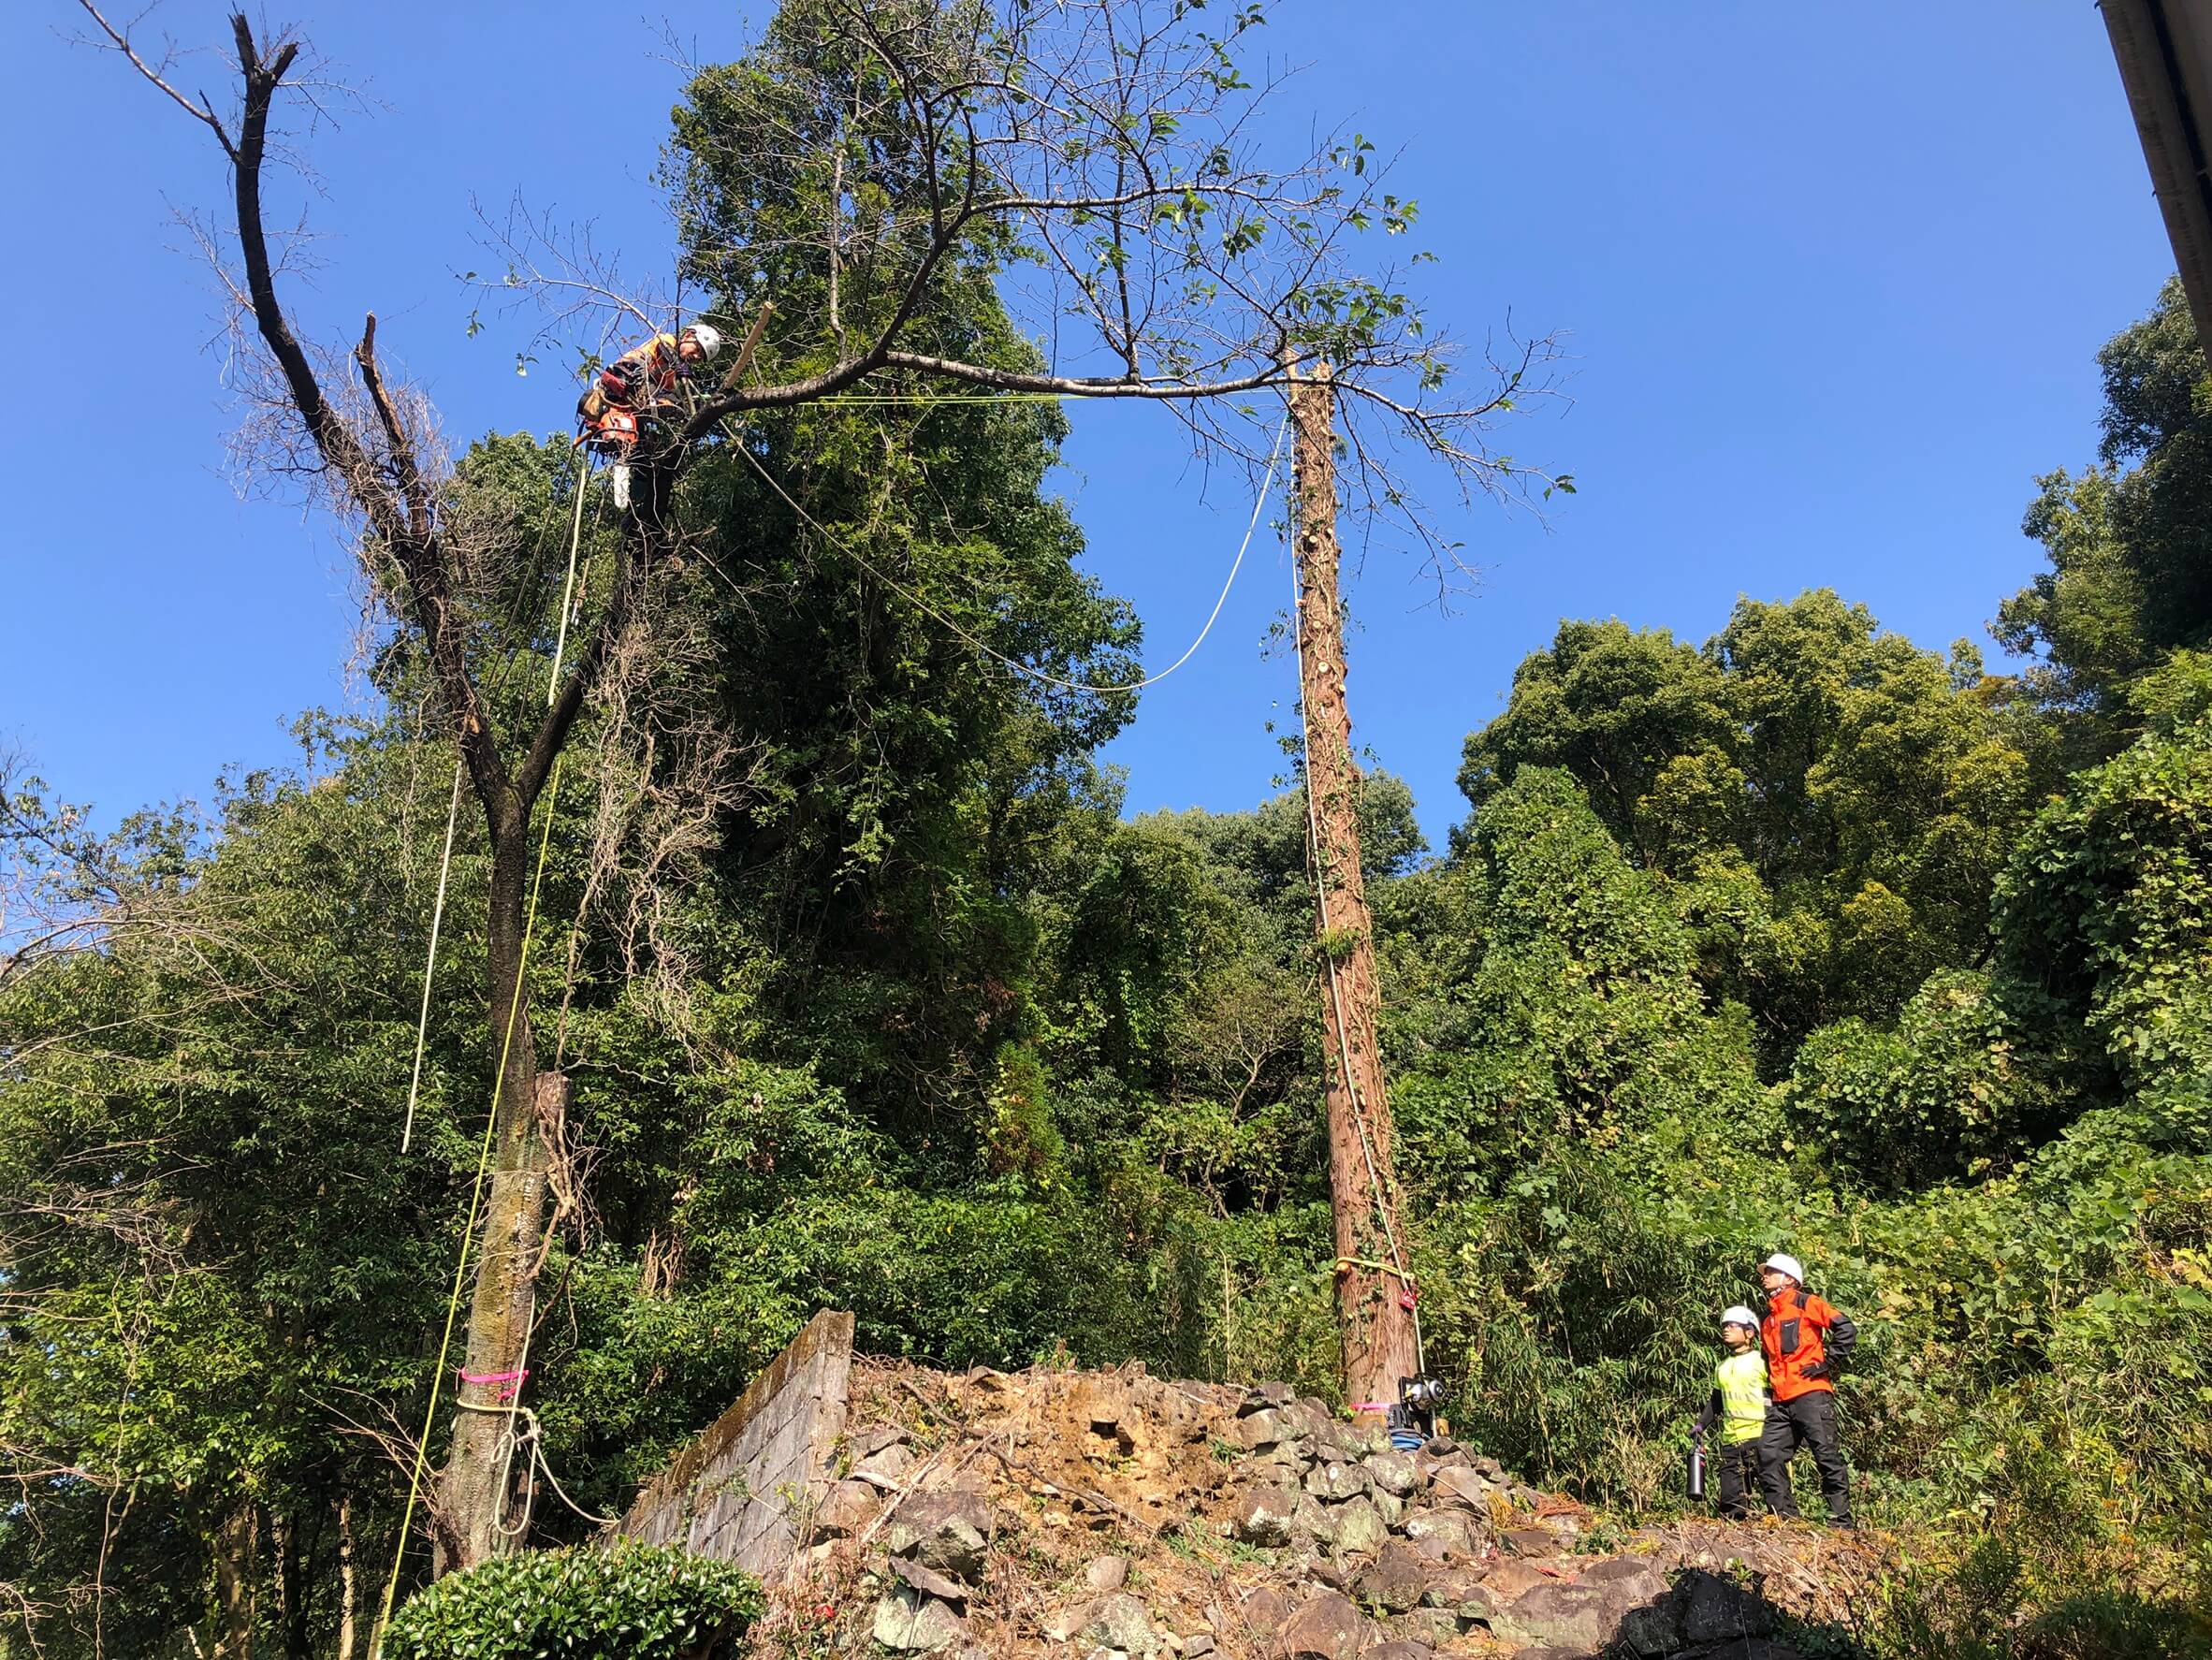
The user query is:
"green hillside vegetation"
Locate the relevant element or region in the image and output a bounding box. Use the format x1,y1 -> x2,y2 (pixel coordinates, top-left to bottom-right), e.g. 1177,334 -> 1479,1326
7,25 -> 2212,1659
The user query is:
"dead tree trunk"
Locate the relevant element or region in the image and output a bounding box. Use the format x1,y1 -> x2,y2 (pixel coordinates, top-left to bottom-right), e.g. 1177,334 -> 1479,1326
1287,359 -> 1420,1413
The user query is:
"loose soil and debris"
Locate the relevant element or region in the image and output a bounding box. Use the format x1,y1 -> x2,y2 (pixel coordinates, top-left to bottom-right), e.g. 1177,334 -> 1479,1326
744,1359 -> 1887,1660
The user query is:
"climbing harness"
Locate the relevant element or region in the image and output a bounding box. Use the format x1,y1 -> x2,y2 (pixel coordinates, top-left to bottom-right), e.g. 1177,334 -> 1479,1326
730,410 -> 1288,697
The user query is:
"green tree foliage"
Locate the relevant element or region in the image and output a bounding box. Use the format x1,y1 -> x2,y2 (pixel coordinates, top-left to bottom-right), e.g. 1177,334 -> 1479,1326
1460,590 -> 2050,1055
1390,768 -> 1763,1196
1414,702 -> 2212,1592
1999,277 -> 2212,732
0,736 -> 488,1657
19,22 -> 2212,1645
1993,711 -> 2212,1131
1781,970 -> 2071,1192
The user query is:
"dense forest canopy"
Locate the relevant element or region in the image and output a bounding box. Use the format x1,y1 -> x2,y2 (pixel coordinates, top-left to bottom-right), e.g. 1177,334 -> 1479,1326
7,10 -> 2212,1659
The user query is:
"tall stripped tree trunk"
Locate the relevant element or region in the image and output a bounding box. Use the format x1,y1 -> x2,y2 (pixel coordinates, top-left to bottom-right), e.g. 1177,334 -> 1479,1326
435,828 -> 560,1568
1287,359 -> 1420,1412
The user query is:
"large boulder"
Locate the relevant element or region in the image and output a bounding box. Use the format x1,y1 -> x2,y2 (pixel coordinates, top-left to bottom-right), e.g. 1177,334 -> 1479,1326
1084,1555 -> 1129,1593
1428,1465 -> 1492,1513
854,1440 -> 919,1488
1399,1507 -> 1479,1560
1332,1494 -> 1390,1556
1305,1462 -> 1374,1504
1236,1586 -> 1292,1637
1229,1481 -> 1301,1546
1577,1559 -> 1674,1656
1084,1592 -> 1159,1657
1488,1579 -> 1659,1659
1235,1408 -> 1298,1451
888,1556 -> 970,1605
1278,1591 -> 1366,1660
1366,1449 -> 1422,1498
1678,1569 -> 1775,1645
1291,1493 -> 1338,1547
884,1492 -> 995,1581
812,1478 -> 880,1539
873,1587 -> 965,1653
1353,1541 -> 1437,1613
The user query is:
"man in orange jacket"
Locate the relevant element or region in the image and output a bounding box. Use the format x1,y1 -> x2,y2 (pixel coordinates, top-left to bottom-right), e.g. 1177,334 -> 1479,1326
575,323 -> 724,509
1756,1251 -> 1857,1526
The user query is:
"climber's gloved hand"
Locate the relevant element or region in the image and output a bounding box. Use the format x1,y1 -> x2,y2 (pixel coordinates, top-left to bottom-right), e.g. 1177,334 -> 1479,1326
1801,1359 -> 1836,1381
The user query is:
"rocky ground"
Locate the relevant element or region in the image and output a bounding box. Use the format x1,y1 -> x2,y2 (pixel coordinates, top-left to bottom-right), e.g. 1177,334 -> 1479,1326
745,1360 -> 1886,1660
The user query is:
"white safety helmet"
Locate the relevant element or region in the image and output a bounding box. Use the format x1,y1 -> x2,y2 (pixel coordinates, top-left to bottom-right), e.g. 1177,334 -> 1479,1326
1761,1253 -> 1805,1285
1721,1305 -> 1759,1330
683,322 -> 724,359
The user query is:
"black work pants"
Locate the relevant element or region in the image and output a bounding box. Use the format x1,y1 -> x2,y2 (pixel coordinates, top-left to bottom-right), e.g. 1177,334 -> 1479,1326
1759,1390 -> 1851,1523
1713,1434 -> 1765,1520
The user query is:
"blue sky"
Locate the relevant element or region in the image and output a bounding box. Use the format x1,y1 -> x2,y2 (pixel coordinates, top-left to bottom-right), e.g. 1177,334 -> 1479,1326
1,2 -> 2175,849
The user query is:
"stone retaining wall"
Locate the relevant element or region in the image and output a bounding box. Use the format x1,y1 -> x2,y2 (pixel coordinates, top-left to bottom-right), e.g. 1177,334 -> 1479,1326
619,1308 -> 855,1576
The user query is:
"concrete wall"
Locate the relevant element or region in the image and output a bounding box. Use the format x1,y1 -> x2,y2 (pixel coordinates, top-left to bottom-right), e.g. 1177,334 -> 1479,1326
619,1308 -> 855,1578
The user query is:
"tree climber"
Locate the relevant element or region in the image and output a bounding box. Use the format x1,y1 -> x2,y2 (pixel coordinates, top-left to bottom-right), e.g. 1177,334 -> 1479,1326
575,323 -> 724,509
1755,1252 -> 1858,1527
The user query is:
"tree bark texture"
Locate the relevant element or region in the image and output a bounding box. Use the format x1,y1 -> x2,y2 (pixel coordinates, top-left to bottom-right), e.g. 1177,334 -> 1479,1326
335,1496 -> 357,1660
215,1500 -> 256,1659
431,831 -> 558,1573
1288,360 -> 1420,1413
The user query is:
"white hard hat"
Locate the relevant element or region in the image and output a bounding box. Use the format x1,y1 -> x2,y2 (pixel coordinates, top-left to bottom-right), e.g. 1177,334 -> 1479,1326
684,322 -> 724,358
1721,1305 -> 1759,1329
1761,1253 -> 1805,1284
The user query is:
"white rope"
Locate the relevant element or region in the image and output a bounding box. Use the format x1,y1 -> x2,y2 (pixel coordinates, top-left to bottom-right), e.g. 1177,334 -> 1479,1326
733,413 -> 1288,696
455,1400 -> 619,1534
400,759 -> 465,1156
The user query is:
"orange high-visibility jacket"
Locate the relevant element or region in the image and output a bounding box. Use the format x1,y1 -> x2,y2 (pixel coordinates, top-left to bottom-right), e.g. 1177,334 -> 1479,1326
1761,1285 -> 1856,1402
604,333 -> 686,399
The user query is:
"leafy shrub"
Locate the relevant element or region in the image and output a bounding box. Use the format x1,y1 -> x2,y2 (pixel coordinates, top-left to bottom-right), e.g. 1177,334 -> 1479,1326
1392,769 -> 1765,1196
1994,713 -> 2212,1111
380,1541 -> 763,1660
1783,970 -> 2068,1190
1867,1532 -> 2212,1660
